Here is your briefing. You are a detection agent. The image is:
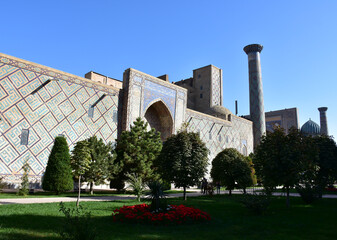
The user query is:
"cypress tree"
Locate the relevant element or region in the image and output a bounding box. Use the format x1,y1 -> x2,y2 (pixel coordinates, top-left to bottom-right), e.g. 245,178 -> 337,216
42,136 -> 73,194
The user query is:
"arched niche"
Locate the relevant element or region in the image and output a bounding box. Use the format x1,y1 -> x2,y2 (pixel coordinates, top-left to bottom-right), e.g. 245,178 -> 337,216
144,100 -> 173,141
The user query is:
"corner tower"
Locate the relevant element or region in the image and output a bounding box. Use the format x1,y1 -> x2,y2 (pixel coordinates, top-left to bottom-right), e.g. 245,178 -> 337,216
244,44 -> 266,148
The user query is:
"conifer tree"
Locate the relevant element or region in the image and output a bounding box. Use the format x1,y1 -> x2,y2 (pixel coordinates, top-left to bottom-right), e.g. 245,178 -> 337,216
113,117 -> 162,188
42,136 -> 73,194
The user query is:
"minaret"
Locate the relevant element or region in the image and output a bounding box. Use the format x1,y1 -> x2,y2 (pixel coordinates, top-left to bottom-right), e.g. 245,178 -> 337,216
244,44 -> 266,148
318,107 -> 329,135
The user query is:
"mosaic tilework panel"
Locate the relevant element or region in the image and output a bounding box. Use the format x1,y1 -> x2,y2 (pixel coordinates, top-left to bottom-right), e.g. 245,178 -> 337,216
143,80 -> 176,119
211,67 -> 221,106
186,109 -> 253,167
0,62 -> 119,183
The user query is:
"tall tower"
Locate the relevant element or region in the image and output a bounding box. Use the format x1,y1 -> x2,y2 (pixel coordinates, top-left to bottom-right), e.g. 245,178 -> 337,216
318,107 -> 329,135
244,44 -> 266,148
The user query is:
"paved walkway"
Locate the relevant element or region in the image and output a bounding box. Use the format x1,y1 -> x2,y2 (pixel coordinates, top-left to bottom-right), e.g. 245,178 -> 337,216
1,190 -> 336,205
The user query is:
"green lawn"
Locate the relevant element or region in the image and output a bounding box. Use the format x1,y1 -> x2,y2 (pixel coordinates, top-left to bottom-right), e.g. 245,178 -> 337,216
0,195 -> 336,240
0,190 -> 193,199
0,190 -> 131,199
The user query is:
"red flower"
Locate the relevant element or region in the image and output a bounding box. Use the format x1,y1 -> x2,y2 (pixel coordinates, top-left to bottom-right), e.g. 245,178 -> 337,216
112,204 -> 211,225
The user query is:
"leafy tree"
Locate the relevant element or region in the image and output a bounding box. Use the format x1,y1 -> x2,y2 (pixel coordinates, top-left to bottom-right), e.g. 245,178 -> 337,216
156,129 -> 208,200
113,117 -> 162,186
18,158 -> 30,196
254,127 -> 304,207
83,136 -> 113,195
312,135 -> 337,197
42,136 -> 73,194
71,140 -> 91,207
211,148 -> 253,196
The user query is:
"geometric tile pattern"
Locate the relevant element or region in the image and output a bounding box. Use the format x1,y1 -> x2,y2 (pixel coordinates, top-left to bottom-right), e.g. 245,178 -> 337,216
248,55 -> 266,148
211,67 -> 221,106
143,80 -> 176,120
0,55 -> 119,184
186,109 -> 253,174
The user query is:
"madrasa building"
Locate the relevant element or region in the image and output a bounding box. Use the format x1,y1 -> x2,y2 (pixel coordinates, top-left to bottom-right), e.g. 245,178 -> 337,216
0,44 -> 267,185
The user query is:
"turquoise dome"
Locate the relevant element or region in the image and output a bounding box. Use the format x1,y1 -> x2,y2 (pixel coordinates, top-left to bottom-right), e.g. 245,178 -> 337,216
301,119 -> 320,136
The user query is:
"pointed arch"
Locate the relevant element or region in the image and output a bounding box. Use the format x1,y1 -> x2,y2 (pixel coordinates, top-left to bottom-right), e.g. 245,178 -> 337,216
144,100 -> 173,141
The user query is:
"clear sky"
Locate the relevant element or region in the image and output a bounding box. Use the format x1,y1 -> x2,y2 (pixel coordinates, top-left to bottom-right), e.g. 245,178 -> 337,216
2,0 -> 336,138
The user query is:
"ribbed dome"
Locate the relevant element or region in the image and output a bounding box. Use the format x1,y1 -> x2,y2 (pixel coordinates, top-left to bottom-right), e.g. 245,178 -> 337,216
301,119 -> 320,136
205,105 -> 232,121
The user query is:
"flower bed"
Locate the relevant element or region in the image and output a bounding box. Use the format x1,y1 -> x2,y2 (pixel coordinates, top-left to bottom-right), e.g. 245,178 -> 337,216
112,204 -> 211,225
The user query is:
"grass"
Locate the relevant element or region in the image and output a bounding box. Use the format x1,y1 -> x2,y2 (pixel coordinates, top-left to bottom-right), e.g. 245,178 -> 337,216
1,195 -> 337,240
0,190 -> 132,199
0,189 -> 193,199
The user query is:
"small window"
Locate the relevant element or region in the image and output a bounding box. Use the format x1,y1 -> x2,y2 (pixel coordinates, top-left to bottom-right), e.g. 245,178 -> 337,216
20,129 -> 29,145
226,136 -> 229,143
198,74 -> 201,78
218,134 -> 222,142
209,132 -> 212,140
200,85 -> 203,90
197,129 -> 201,136
113,110 -> 118,122
88,105 -> 94,118
200,94 -> 203,99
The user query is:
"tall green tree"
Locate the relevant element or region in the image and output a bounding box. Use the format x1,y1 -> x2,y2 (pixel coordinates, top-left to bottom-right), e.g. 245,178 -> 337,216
42,136 -> 73,194
156,129 -> 208,200
83,136 -> 113,195
71,140 -> 91,206
254,127 -> 304,207
18,158 -> 30,196
113,117 -> 162,187
211,148 -> 253,196
313,135 -> 337,197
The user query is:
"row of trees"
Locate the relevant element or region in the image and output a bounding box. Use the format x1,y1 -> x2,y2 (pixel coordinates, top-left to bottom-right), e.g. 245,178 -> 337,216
41,118 -> 210,203
254,127 -> 337,206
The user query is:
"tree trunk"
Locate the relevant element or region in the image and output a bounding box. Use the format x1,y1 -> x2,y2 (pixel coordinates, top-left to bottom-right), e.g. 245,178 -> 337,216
286,186 -> 290,208
243,188 -> 246,194
229,189 -> 232,196
90,182 -> 94,195
183,186 -> 187,201
76,176 -> 81,207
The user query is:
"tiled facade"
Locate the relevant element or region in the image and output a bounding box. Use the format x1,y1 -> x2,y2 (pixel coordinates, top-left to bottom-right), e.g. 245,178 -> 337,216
0,52 -> 253,185
0,53 -> 119,184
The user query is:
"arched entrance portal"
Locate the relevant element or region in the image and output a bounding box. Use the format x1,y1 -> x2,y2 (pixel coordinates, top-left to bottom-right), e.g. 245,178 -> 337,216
144,101 -> 173,141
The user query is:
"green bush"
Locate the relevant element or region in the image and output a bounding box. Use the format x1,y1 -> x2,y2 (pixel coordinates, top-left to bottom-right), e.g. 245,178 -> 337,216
296,183 -> 318,204
110,177 -> 125,192
59,202 -> 97,240
147,181 -> 167,212
0,176 -> 6,192
240,193 -> 270,215
42,136 -> 73,194
126,173 -> 145,202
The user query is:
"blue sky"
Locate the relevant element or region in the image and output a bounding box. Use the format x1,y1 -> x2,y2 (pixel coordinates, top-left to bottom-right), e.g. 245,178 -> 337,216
2,0 -> 337,138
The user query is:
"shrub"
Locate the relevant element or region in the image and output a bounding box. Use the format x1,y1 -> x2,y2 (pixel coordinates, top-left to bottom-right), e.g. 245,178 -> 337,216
0,176 -> 6,191
110,177 -> 125,192
147,181 -> 167,212
126,173 -> 145,202
240,193 -> 270,215
296,183 -> 318,204
59,202 -> 97,240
